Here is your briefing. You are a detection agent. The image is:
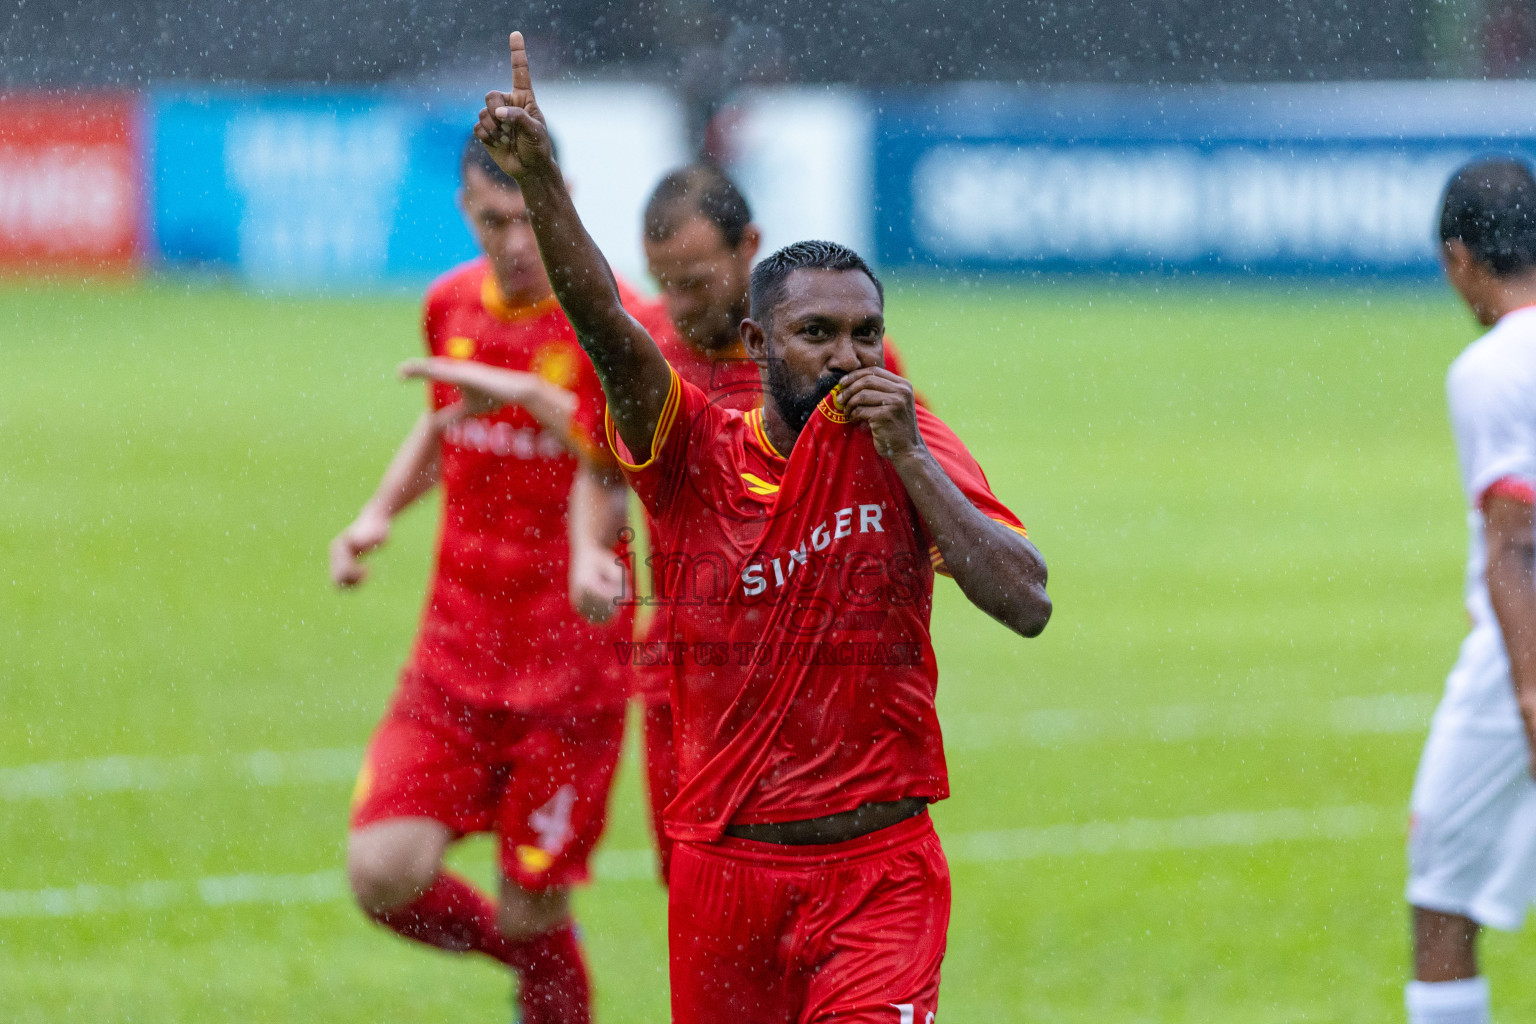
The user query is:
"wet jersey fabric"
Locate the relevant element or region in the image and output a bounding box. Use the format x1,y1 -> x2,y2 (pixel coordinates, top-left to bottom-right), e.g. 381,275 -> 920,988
634,331 -> 764,702
406,257 -> 659,713
610,369 -> 1025,842
1439,304 -> 1536,732
633,336 -> 917,700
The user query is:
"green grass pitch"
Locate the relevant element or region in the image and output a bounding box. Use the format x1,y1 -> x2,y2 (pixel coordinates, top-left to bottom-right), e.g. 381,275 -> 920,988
4,275 -> 1534,1021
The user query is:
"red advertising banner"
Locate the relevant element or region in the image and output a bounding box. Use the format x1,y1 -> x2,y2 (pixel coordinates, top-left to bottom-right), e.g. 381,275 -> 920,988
0,94 -> 143,271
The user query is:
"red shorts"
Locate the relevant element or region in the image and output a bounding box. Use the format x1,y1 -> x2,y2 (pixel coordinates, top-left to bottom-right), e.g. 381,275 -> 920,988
669,811 -> 949,1024
350,675 -> 624,892
641,691 -> 679,884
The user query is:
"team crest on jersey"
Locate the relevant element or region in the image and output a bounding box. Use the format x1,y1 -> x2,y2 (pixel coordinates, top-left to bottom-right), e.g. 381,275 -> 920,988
818,390 -> 849,425
531,343 -> 580,388
445,335 -> 476,360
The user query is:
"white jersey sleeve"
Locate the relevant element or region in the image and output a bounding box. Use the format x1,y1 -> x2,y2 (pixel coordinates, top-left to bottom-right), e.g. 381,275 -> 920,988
1447,331 -> 1536,506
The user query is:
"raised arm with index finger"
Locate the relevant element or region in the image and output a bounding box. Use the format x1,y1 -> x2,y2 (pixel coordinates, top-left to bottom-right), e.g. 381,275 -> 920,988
474,32 -> 674,462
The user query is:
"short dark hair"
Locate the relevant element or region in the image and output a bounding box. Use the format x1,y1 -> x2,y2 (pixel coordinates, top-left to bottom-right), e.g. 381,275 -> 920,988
1439,157 -> 1536,277
749,240 -> 884,328
459,131 -> 559,189
644,163 -> 753,248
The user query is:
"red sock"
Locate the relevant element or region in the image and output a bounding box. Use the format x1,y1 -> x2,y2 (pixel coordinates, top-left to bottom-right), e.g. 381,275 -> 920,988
506,922 -> 592,1024
368,872 -> 516,964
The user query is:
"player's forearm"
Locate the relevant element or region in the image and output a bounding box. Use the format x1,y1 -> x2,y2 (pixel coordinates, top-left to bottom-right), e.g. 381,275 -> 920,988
1484,495 -> 1536,736
1488,542 -> 1536,724
517,377 -> 578,443
516,168 -> 660,379
891,447 -> 1051,638
515,166 -> 673,453
566,460 -> 631,622
517,169 -> 626,342
362,413 -> 443,520
569,460 -> 630,552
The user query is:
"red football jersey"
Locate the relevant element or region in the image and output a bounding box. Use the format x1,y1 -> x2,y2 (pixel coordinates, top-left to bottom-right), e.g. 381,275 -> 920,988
632,332 -> 762,698
406,258 -> 661,712
632,335 -> 918,699
610,370 -> 1026,842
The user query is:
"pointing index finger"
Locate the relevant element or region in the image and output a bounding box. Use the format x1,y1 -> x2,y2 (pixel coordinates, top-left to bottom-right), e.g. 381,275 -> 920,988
510,31 -> 533,94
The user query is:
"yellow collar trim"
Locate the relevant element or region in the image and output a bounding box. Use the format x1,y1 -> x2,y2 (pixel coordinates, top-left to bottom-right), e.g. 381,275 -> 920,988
481,274 -> 562,323
746,408 -> 785,461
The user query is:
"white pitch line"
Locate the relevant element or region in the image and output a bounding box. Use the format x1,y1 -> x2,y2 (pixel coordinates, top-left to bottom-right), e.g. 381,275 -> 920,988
0,747 -> 363,801
941,692 -> 1435,749
0,693 -> 1435,803
0,803 -> 1393,920
0,869 -> 348,920
944,803 -> 1387,863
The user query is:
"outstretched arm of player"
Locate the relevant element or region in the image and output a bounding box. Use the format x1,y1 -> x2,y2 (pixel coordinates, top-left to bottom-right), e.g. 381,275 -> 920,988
473,32 -> 673,459
837,368 -> 1051,638
567,460 -> 630,623
329,412 -> 447,587
398,357 -> 578,445
1485,494 -> 1536,769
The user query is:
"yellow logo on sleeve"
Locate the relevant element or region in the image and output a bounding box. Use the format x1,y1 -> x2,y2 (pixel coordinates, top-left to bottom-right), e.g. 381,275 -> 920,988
740,472 -> 781,497
445,336 -> 476,360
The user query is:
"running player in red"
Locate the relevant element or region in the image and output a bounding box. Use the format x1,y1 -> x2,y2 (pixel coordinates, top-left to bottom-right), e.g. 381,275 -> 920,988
328,136 -> 655,1024
638,163 -> 921,880
475,35 -> 1051,1022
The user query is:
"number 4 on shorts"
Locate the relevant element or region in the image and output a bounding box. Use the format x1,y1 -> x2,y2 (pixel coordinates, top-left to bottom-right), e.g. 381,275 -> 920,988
890,1004 -> 934,1024
528,784 -> 577,853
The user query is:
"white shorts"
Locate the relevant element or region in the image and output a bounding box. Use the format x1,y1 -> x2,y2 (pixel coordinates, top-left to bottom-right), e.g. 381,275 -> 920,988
1407,717 -> 1536,931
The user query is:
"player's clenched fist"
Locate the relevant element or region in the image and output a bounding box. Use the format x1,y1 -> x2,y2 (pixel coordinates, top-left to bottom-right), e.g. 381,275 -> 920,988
475,31 -> 554,180
330,508 -> 391,588
835,367 -> 923,460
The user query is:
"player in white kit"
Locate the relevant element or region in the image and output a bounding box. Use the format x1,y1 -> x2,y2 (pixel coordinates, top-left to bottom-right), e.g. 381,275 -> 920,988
1406,157 -> 1536,1024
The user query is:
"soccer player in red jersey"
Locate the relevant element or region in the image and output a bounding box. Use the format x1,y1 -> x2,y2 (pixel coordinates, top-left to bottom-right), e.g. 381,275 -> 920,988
638,163 -> 921,880
475,35 -> 1051,1022
328,137 -> 656,1024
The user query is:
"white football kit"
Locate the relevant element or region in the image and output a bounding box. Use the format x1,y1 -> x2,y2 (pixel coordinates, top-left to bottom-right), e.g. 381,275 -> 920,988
1408,304 -> 1536,930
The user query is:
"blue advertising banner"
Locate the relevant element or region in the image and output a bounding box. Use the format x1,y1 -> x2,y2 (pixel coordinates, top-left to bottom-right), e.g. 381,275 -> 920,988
151,91 -> 476,285
874,83 -> 1536,274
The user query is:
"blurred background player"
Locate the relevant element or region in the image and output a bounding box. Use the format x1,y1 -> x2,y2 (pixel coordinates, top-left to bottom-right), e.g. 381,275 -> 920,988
327,136 -> 659,1024
637,162 -> 918,879
473,35 -> 1051,1021
1405,157 -> 1536,1024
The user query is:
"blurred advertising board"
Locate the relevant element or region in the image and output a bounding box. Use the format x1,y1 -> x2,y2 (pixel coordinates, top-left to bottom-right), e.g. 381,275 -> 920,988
149,86 -> 684,289
152,92 -> 474,287
874,83 -> 1536,274
716,88 -> 875,261
0,94 -> 144,272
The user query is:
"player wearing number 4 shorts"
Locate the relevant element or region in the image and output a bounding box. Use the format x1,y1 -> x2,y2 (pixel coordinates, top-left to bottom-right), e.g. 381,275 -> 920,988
471,33 -> 1052,1023
329,136 -> 665,1024
1405,157 -> 1536,1024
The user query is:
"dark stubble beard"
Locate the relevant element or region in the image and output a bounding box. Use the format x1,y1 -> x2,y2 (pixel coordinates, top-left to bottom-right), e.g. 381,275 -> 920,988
766,358 -> 848,437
